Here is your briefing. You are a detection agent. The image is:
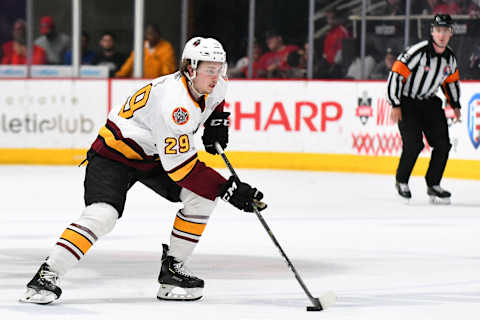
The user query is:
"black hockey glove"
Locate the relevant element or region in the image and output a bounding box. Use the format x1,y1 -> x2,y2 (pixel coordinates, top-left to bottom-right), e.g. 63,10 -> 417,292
202,111 -> 230,155
218,176 -> 267,213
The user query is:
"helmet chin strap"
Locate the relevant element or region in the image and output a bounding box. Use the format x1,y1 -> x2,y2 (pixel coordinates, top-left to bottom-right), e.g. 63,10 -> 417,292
185,70 -> 205,100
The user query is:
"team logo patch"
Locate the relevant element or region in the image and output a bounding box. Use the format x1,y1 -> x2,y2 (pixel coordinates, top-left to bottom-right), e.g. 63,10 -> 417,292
356,91 -> 373,125
443,65 -> 452,76
467,93 -> 480,149
172,107 -> 189,125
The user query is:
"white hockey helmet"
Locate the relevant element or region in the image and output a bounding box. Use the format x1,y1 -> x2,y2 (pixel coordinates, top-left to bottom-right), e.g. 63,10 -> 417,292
181,37 -> 226,70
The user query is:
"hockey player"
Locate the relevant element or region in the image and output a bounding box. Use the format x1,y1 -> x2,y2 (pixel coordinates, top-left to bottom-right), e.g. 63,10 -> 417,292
20,37 -> 266,304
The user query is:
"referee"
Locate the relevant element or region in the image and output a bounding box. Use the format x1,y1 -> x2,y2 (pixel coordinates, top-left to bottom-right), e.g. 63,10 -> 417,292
387,14 -> 461,204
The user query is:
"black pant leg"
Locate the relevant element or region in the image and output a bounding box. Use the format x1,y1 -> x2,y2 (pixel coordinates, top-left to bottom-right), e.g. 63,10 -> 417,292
396,100 -> 425,183
84,151 -> 136,217
137,164 -> 182,203
421,97 -> 451,186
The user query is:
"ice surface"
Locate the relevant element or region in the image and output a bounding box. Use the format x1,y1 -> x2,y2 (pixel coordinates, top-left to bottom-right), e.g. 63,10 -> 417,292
1,165 -> 479,320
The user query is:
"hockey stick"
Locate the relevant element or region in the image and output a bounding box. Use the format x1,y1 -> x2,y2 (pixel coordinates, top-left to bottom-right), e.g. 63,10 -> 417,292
214,142 -> 336,311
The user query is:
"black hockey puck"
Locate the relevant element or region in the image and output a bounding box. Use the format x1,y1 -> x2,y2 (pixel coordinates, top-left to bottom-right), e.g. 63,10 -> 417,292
306,305 -> 323,311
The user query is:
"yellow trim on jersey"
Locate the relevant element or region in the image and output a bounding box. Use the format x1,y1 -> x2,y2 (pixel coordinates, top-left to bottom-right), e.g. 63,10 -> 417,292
167,156 -> 199,182
181,76 -> 208,109
60,229 -> 92,254
99,125 -> 143,160
173,216 -> 206,236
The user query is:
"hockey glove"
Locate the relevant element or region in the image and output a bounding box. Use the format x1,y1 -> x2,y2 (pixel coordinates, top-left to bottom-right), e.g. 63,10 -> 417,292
218,176 -> 267,213
202,111 -> 230,155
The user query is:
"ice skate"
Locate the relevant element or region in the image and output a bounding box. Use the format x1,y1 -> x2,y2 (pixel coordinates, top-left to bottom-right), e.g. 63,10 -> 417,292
395,181 -> 411,202
157,244 -> 204,301
19,263 -> 62,304
427,185 -> 451,205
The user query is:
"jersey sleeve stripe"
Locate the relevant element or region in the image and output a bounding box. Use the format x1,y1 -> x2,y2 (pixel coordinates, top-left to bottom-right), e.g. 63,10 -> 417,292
392,61 -> 411,81
167,154 -> 199,182
442,82 -> 460,108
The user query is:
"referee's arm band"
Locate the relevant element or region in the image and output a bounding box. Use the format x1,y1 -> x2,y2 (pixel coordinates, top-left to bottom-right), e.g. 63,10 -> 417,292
391,61 -> 411,81
444,69 -> 459,84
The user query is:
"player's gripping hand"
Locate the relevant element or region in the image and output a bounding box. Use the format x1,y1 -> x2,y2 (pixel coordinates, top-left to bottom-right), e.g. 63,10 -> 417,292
218,176 -> 267,213
202,112 -> 230,155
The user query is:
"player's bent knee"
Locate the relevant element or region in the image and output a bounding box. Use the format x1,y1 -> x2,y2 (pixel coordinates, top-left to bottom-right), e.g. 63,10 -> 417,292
442,142 -> 452,152
180,188 -> 216,216
414,142 -> 425,154
431,141 -> 451,153
78,202 -> 119,237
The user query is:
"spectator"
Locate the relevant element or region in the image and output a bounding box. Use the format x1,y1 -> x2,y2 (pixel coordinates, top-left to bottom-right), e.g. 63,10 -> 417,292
457,0 -> 480,15
433,0 -> 461,14
35,16 -> 70,65
417,0 -> 437,14
287,42 -> 324,78
371,47 -> 397,79
229,41 -> 263,78
63,31 -> 96,65
466,44 -> 480,79
473,0 -> 480,12
373,0 -> 406,15
255,30 -> 299,78
92,32 -> 126,77
343,39 -> 376,80
417,0 -> 466,14
286,49 -> 306,78
115,24 -> 176,78
1,19 -> 46,65
321,10 -> 350,78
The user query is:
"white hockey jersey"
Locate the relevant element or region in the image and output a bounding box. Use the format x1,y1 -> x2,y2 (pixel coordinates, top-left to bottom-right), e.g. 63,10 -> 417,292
90,72 -> 228,200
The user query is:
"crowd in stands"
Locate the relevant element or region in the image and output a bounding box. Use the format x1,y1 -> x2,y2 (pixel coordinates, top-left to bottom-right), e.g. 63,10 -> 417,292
0,16 -> 176,79
1,0 -> 480,80
227,0 -> 480,80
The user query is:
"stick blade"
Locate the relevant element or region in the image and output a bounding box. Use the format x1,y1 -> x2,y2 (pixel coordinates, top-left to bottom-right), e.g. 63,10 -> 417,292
306,291 -> 336,312
319,291 -> 337,309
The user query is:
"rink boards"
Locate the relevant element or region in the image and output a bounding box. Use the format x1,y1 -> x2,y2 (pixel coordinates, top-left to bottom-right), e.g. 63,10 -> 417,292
0,78 -> 479,179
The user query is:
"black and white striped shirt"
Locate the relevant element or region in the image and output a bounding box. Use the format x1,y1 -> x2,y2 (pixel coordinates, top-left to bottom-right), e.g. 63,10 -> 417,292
387,39 -> 461,109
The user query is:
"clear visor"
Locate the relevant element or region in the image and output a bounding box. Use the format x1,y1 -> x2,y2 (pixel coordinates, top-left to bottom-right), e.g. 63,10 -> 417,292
196,62 -> 227,77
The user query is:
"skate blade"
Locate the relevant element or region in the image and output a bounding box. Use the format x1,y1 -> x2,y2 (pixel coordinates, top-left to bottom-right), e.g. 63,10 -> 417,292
396,194 -> 411,204
429,196 -> 451,205
156,284 -> 203,301
19,288 -> 58,304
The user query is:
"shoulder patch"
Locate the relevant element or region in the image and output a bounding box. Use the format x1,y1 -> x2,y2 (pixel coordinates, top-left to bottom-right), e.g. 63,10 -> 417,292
172,107 -> 189,125
443,65 -> 452,77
